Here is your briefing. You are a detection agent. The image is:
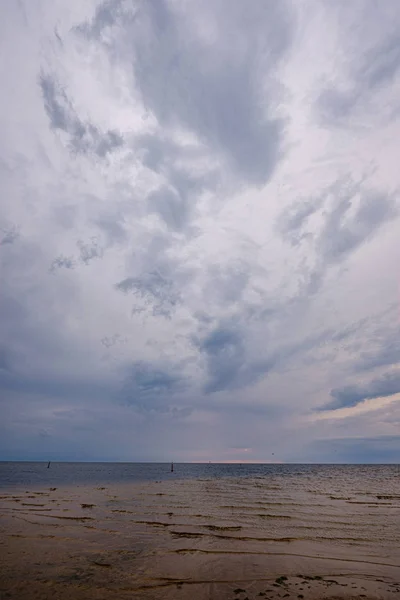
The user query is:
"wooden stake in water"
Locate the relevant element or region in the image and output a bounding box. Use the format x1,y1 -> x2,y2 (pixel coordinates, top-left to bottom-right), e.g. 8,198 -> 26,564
171,462 -> 174,472
47,461 -> 51,469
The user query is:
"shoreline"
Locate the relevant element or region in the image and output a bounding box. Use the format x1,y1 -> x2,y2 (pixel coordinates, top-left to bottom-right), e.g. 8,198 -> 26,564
1,476 -> 399,599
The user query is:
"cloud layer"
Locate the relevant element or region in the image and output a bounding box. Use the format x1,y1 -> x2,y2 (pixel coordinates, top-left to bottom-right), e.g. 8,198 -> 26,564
1,0 -> 400,462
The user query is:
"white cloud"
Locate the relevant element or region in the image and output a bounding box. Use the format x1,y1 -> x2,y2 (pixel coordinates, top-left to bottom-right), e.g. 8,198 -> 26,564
1,0 -> 400,462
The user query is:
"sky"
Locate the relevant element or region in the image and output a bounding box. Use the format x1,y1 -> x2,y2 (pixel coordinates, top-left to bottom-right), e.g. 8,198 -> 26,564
1,0 -> 400,463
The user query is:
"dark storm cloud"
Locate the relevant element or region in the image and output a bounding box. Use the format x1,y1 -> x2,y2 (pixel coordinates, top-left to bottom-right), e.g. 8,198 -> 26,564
101,334 -> 127,349
194,321 -> 337,395
119,361 -> 188,413
77,238 -> 104,265
49,254 -> 76,272
50,239 -> 104,272
191,317 -> 275,395
0,225 -> 19,246
115,270 -> 180,318
320,371 -> 400,411
196,325 -> 246,393
193,324 -> 260,394
39,73 -> 123,156
317,189 -> 397,264
78,0 -> 293,185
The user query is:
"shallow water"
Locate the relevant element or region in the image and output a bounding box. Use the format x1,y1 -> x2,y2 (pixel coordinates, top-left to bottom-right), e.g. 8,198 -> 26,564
1,463 -> 399,599
1,461 -> 399,488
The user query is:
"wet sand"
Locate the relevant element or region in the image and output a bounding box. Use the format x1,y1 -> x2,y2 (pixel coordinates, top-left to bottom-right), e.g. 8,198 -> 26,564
1,473 -> 399,599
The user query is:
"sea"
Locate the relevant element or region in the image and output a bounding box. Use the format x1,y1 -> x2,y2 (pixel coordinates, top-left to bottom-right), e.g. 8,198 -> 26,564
1,462 -> 399,599
1,460 -> 399,489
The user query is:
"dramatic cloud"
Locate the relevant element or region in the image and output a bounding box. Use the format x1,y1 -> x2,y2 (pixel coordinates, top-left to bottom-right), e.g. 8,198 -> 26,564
0,225 -> 19,246
78,0 -> 292,185
115,270 -> 181,318
40,73 -> 124,156
1,0 -> 400,462
120,360 -> 188,414
321,371 -> 400,412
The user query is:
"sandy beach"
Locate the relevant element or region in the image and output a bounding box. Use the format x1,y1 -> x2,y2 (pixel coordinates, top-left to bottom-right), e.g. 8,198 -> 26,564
1,469 -> 399,599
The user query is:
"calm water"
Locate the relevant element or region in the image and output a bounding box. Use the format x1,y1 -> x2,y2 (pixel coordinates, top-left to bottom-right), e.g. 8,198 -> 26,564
0,461 -> 399,489
1,462 -> 400,599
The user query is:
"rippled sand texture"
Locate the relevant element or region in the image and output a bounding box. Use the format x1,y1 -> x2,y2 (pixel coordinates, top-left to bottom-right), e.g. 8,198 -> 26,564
1,470 -> 400,599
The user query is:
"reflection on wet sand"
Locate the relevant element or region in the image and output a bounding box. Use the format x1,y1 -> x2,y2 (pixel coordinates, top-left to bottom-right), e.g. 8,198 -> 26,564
1,471 -> 399,599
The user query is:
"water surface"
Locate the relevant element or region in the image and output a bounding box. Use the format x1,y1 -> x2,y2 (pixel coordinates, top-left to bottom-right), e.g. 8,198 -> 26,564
1,463 -> 399,599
